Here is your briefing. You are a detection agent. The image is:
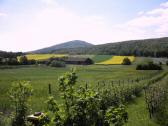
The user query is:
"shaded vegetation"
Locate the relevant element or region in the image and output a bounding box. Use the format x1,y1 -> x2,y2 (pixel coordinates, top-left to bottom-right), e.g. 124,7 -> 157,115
51,37 -> 168,57
136,62 -> 162,70
122,57 -> 131,65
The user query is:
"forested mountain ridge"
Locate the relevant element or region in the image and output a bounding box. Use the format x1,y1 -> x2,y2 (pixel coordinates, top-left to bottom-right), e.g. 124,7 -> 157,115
30,40 -> 94,53
51,37 -> 168,57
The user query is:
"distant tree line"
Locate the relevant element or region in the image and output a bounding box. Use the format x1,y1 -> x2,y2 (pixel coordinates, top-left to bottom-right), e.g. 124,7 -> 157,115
0,51 -> 23,65
136,61 -> 162,70
51,37 -> 168,58
0,51 -> 23,58
0,51 -> 37,66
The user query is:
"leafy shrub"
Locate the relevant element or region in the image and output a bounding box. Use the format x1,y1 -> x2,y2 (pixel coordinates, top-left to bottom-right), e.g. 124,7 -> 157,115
46,70 -> 128,126
105,105 -> 128,126
8,58 -> 20,65
0,112 -> 12,126
9,81 -> 33,126
28,59 -> 36,65
159,62 -> 162,65
122,57 -> 131,65
36,60 -> 47,65
46,57 -> 67,66
0,58 -> 19,65
136,62 -> 162,70
50,60 -> 66,67
18,56 -> 28,65
166,61 -> 168,66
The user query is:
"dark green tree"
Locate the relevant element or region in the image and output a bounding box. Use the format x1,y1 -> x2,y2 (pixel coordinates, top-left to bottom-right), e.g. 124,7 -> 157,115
122,57 -> 131,65
166,61 -> 168,66
19,56 -> 28,65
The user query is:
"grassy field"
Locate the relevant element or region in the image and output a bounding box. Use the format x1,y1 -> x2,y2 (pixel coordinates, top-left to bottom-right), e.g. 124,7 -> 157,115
92,55 -> 112,63
125,92 -> 160,126
97,56 -> 135,65
0,64 -> 160,112
0,56 -> 167,126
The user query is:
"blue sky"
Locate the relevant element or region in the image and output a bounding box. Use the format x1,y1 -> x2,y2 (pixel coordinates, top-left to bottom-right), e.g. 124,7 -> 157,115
0,0 -> 168,51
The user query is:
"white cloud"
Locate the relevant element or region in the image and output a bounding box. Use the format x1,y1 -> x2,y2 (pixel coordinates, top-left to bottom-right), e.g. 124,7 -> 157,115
0,3 -> 108,51
0,12 -> 7,17
160,1 -> 168,8
41,0 -> 58,6
117,1 -> 168,40
0,1 -> 168,52
138,11 -> 145,16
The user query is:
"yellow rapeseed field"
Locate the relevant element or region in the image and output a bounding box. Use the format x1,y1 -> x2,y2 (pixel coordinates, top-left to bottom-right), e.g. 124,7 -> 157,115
97,56 -> 135,65
18,54 -> 68,61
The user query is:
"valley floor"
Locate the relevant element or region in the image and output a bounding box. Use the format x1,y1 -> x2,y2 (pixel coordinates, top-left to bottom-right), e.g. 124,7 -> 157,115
0,63 -> 168,126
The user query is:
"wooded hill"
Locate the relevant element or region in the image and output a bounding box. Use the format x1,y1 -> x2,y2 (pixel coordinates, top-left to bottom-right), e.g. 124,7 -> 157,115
51,37 -> 168,57
30,40 -> 93,53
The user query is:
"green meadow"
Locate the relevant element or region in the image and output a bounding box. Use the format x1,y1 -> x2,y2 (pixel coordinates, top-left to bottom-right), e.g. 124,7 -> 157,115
0,56 -> 168,126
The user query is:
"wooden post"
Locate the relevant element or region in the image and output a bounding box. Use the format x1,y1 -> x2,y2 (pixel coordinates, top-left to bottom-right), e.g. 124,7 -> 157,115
103,81 -> 105,87
111,81 -> 114,87
97,82 -> 100,91
48,84 -> 51,94
85,82 -> 88,90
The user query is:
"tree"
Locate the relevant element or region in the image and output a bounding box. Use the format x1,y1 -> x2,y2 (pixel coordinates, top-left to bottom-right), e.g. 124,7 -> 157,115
50,60 -> 66,67
19,56 -> 28,65
122,57 -> 131,65
136,62 -> 162,70
46,70 -> 128,126
166,61 -> 168,66
28,59 -> 36,65
9,81 -> 33,126
8,58 -> 19,65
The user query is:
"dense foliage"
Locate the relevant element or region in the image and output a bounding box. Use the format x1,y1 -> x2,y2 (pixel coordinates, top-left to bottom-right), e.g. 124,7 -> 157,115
51,37 -> 168,57
0,58 -> 19,65
46,70 -> 129,126
145,74 -> 168,125
136,62 -> 162,70
0,51 -> 22,65
9,81 -> 33,126
18,56 -> 28,65
0,51 -> 22,58
166,61 -> 168,66
50,60 -> 66,67
122,57 -> 131,65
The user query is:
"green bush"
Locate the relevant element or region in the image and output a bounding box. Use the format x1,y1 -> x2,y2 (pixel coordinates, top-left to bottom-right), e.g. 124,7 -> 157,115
166,61 -> 168,66
50,60 -> 66,67
122,57 -> 131,65
28,59 -> 36,65
136,62 -> 162,70
46,70 -> 128,126
0,58 -> 19,65
19,56 -> 28,65
9,81 -> 33,126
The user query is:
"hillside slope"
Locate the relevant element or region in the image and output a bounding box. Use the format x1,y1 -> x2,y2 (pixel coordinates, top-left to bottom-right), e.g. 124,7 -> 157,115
52,37 -> 168,57
30,40 -> 93,53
